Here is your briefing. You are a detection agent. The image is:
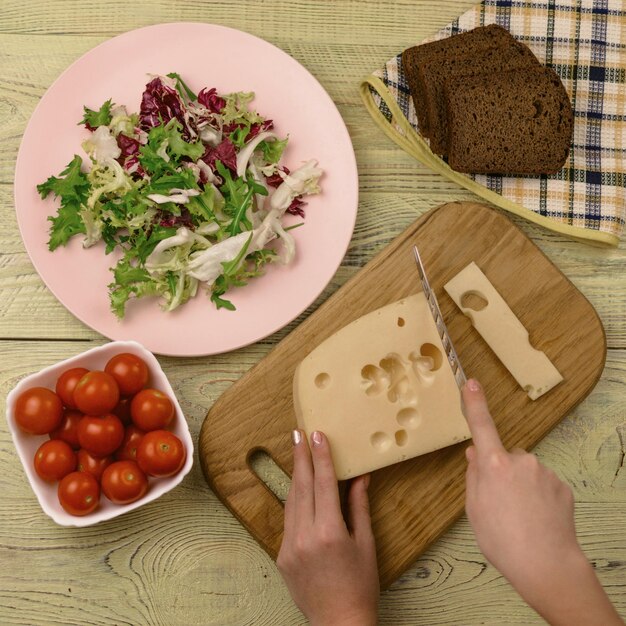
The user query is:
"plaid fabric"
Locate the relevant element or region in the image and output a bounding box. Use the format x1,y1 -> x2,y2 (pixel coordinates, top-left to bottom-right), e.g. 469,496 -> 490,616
365,0 -> 626,243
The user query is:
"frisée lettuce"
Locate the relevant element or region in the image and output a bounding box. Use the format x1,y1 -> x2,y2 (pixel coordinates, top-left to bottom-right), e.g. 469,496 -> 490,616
37,73 -> 322,316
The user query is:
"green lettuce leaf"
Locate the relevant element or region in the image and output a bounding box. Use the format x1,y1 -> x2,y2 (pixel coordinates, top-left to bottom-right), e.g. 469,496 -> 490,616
80,99 -> 113,128
37,155 -> 90,251
259,137 -> 288,164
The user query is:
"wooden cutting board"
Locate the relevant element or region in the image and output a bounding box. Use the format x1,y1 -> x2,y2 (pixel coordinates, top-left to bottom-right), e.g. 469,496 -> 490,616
198,201 -> 606,589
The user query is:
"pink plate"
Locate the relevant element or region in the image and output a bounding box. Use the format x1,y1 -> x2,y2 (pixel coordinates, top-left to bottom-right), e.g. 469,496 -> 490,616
14,23 -> 358,356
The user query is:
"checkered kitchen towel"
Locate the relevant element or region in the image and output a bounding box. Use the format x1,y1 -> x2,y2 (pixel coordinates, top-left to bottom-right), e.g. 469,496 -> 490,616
359,0 -> 626,246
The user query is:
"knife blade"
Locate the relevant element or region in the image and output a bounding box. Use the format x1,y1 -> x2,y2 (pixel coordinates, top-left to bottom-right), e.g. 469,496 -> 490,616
412,245 -> 467,389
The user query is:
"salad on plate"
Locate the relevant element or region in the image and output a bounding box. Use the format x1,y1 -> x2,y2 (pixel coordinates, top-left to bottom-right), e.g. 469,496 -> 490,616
37,73 -> 323,315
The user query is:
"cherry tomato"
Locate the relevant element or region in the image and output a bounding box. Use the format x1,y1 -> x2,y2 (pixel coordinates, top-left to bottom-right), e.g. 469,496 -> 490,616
58,471 -> 100,516
77,449 -> 113,481
55,367 -> 89,409
137,430 -> 186,477
130,389 -> 175,431
116,425 -> 146,462
101,461 -> 148,505
49,409 -> 84,449
33,440 -> 77,482
104,353 -> 149,397
14,387 -> 63,435
113,397 -> 132,425
73,371 -> 120,416
77,414 -> 124,457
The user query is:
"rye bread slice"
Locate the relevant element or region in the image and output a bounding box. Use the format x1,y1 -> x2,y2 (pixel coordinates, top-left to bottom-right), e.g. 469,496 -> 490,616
445,66 -> 574,175
401,24 -> 517,137
422,41 -> 540,155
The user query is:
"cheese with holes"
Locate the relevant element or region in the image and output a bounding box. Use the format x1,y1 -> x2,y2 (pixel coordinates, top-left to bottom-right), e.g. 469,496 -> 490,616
292,293 -> 470,480
444,262 -> 563,400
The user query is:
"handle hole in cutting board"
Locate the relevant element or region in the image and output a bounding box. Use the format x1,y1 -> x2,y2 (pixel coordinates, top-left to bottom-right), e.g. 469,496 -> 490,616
248,449 -> 291,503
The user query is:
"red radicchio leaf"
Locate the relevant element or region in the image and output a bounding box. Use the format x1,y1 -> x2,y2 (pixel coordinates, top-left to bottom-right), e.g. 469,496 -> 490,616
246,119 -> 274,142
197,88 -> 226,114
286,196 -> 306,217
139,77 -> 187,133
117,134 -> 141,158
201,137 -> 238,173
156,207 -> 195,229
123,155 -> 146,178
265,166 -> 290,188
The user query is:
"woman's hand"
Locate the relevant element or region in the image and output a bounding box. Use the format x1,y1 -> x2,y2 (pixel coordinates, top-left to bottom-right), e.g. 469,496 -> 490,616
462,379 -> 623,626
277,430 -> 379,626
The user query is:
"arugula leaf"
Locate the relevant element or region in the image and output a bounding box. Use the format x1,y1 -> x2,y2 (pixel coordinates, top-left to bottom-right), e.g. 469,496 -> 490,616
129,226 -> 178,263
145,169 -> 198,195
283,222 -> 305,232
259,137 -> 288,164
165,270 -> 178,297
79,99 -> 113,129
216,162 -> 268,236
166,72 -> 197,102
187,186 -> 217,223
38,156 -> 91,251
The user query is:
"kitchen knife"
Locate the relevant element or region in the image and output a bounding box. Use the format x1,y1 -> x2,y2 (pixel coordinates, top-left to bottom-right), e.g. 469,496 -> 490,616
412,245 -> 466,389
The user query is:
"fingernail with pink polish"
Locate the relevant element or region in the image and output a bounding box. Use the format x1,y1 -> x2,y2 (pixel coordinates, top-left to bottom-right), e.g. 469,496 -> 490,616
292,429 -> 302,446
467,379 -> 481,392
311,431 -> 323,447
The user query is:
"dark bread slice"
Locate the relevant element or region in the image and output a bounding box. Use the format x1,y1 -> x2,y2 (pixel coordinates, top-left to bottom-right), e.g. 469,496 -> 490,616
401,24 -> 517,137
422,41 -> 540,155
445,66 -> 574,175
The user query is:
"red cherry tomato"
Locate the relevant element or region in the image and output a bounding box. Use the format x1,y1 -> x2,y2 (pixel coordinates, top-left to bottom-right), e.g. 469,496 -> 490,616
58,471 -> 100,516
113,397 -> 132,425
77,449 -> 113,481
73,371 -> 120,416
137,430 -> 186,477
116,425 -> 146,462
55,367 -> 89,409
101,461 -> 148,505
14,387 -> 63,435
33,440 -> 77,482
49,409 -> 84,449
130,389 -> 175,431
104,353 -> 149,397
77,414 -> 124,457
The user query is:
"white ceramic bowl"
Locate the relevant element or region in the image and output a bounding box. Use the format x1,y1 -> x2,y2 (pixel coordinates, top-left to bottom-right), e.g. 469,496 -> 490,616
5,340 -> 194,527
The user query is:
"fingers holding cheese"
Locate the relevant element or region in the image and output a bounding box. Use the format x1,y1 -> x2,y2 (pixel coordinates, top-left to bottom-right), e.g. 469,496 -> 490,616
279,430 -> 380,626
347,475 -> 375,545
291,428 -> 315,525
309,431 -> 343,525
461,379 -> 505,458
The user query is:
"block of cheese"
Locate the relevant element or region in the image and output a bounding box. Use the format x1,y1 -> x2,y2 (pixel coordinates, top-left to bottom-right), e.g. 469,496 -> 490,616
444,262 -> 563,400
292,293 -> 470,480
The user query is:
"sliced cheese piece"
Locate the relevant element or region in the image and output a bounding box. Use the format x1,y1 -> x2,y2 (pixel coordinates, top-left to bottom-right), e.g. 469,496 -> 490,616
293,293 -> 470,480
444,262 -> 563,400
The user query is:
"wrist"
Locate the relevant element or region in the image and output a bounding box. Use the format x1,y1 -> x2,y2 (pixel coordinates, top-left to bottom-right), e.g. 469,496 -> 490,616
515,548 -> 622,626
310,608 -> 378,626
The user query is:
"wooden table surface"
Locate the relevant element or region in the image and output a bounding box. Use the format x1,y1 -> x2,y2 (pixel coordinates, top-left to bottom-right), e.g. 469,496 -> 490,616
1,1 -> 624,624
